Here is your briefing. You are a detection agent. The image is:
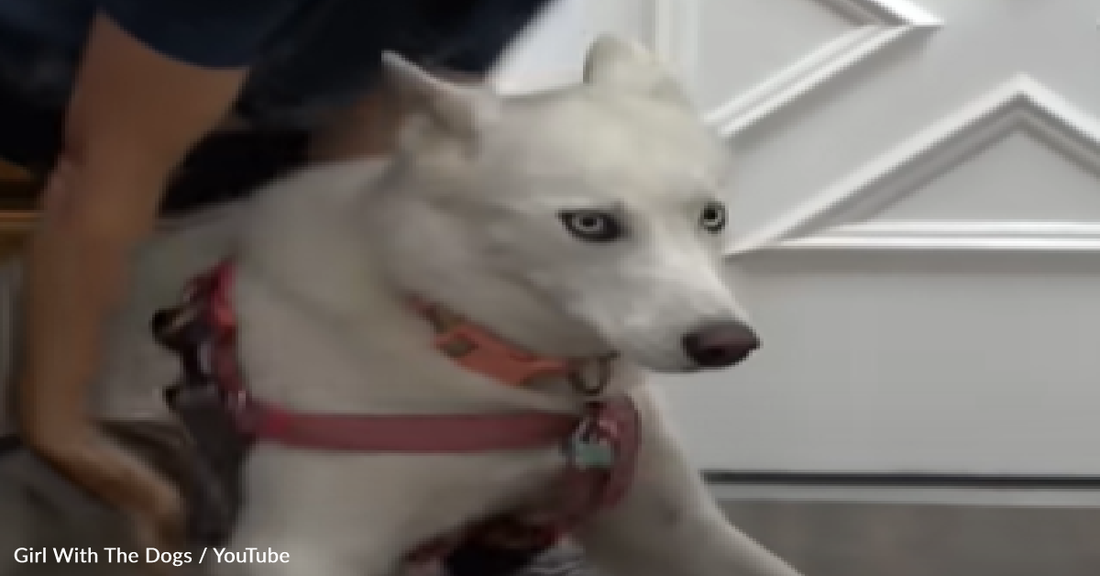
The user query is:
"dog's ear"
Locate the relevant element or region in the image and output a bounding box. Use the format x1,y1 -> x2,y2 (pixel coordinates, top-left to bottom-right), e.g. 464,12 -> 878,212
582,35 -> 693,109
382,52 -> 498,139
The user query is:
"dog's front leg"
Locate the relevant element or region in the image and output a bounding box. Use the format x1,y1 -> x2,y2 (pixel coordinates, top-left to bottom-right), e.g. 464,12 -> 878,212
575,387 -> 803,576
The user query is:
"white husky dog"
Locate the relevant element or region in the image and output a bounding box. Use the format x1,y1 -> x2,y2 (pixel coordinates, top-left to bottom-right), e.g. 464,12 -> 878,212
0,36 -> 800,576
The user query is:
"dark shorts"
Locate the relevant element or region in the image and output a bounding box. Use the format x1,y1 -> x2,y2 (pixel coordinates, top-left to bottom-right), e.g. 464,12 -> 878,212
0,0 -> 554,214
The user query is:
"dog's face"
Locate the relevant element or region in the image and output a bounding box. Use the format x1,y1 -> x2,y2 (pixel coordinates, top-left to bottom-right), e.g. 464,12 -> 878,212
381,37 -> 758,373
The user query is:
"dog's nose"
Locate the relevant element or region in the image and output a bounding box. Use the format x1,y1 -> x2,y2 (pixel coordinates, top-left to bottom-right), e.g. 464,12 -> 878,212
682,322 -> 760,368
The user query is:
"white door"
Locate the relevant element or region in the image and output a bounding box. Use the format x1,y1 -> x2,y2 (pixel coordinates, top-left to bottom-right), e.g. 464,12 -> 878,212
494,0 -> 1100,477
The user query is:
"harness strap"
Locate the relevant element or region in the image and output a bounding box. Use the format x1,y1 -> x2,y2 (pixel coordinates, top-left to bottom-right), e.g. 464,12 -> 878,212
157,259 -> 643,565
237,401 -> 582,453
185,262 -> 592,453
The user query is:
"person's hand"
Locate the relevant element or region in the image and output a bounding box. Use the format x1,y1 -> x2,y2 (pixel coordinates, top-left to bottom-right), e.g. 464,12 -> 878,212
32,428 -> 186,552
122,477 -> 187,576
120,456 -> 187,553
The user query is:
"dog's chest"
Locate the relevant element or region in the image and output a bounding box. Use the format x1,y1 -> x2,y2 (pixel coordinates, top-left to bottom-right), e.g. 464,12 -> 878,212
239,442 -> 568,558
218,267 -> 641,568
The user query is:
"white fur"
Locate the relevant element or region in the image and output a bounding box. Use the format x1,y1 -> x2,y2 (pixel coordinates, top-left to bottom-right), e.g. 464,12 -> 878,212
0,36 -> 799,576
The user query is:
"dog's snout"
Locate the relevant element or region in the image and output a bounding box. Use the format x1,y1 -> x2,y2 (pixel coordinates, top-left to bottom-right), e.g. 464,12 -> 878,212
682,322 -> 760,368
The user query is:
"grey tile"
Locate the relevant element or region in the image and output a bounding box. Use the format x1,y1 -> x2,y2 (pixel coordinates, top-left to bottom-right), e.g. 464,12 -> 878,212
720,499 -> 1100,576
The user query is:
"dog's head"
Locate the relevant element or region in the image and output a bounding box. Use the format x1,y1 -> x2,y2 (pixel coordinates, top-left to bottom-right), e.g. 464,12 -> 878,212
374,36 -> 757,373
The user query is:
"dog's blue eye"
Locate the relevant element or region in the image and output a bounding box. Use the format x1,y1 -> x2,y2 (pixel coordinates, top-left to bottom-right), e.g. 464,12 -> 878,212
559,210 -> 623,242
700,202 -> 726,233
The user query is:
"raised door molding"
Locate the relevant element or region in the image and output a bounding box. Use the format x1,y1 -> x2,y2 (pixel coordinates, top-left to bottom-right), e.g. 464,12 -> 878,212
655,0 -> 941,136
729,76 -> 1100,255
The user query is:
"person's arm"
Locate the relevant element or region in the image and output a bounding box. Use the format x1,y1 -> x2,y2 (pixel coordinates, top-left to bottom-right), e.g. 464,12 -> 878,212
17,4 -> 292,535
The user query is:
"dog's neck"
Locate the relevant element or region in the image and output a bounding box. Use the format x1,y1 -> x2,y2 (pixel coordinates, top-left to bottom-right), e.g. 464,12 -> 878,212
239,158 -> 611,363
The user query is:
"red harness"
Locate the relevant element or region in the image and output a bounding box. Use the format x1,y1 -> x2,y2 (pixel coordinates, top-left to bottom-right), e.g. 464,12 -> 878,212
166,260 -> 641,564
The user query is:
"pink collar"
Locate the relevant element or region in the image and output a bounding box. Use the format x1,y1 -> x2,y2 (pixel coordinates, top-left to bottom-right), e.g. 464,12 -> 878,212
409,298 -> 617,392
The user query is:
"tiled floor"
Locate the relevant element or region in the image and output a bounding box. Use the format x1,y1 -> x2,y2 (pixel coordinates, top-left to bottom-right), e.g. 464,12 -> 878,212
721,497 -> 1100,576
5,466 -> 1100,576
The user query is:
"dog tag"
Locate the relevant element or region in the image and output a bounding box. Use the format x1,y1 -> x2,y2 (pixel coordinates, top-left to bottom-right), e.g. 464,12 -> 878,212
569,439 -> 614,469
566,417 -> 617,470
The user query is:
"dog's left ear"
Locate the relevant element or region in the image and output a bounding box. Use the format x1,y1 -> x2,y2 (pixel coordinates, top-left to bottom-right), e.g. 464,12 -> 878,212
382,52 -> 498,140
583,35 -> 694,109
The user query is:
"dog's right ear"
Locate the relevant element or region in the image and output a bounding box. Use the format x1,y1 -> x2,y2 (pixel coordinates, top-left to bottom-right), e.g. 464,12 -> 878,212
382,52 -> 498,140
